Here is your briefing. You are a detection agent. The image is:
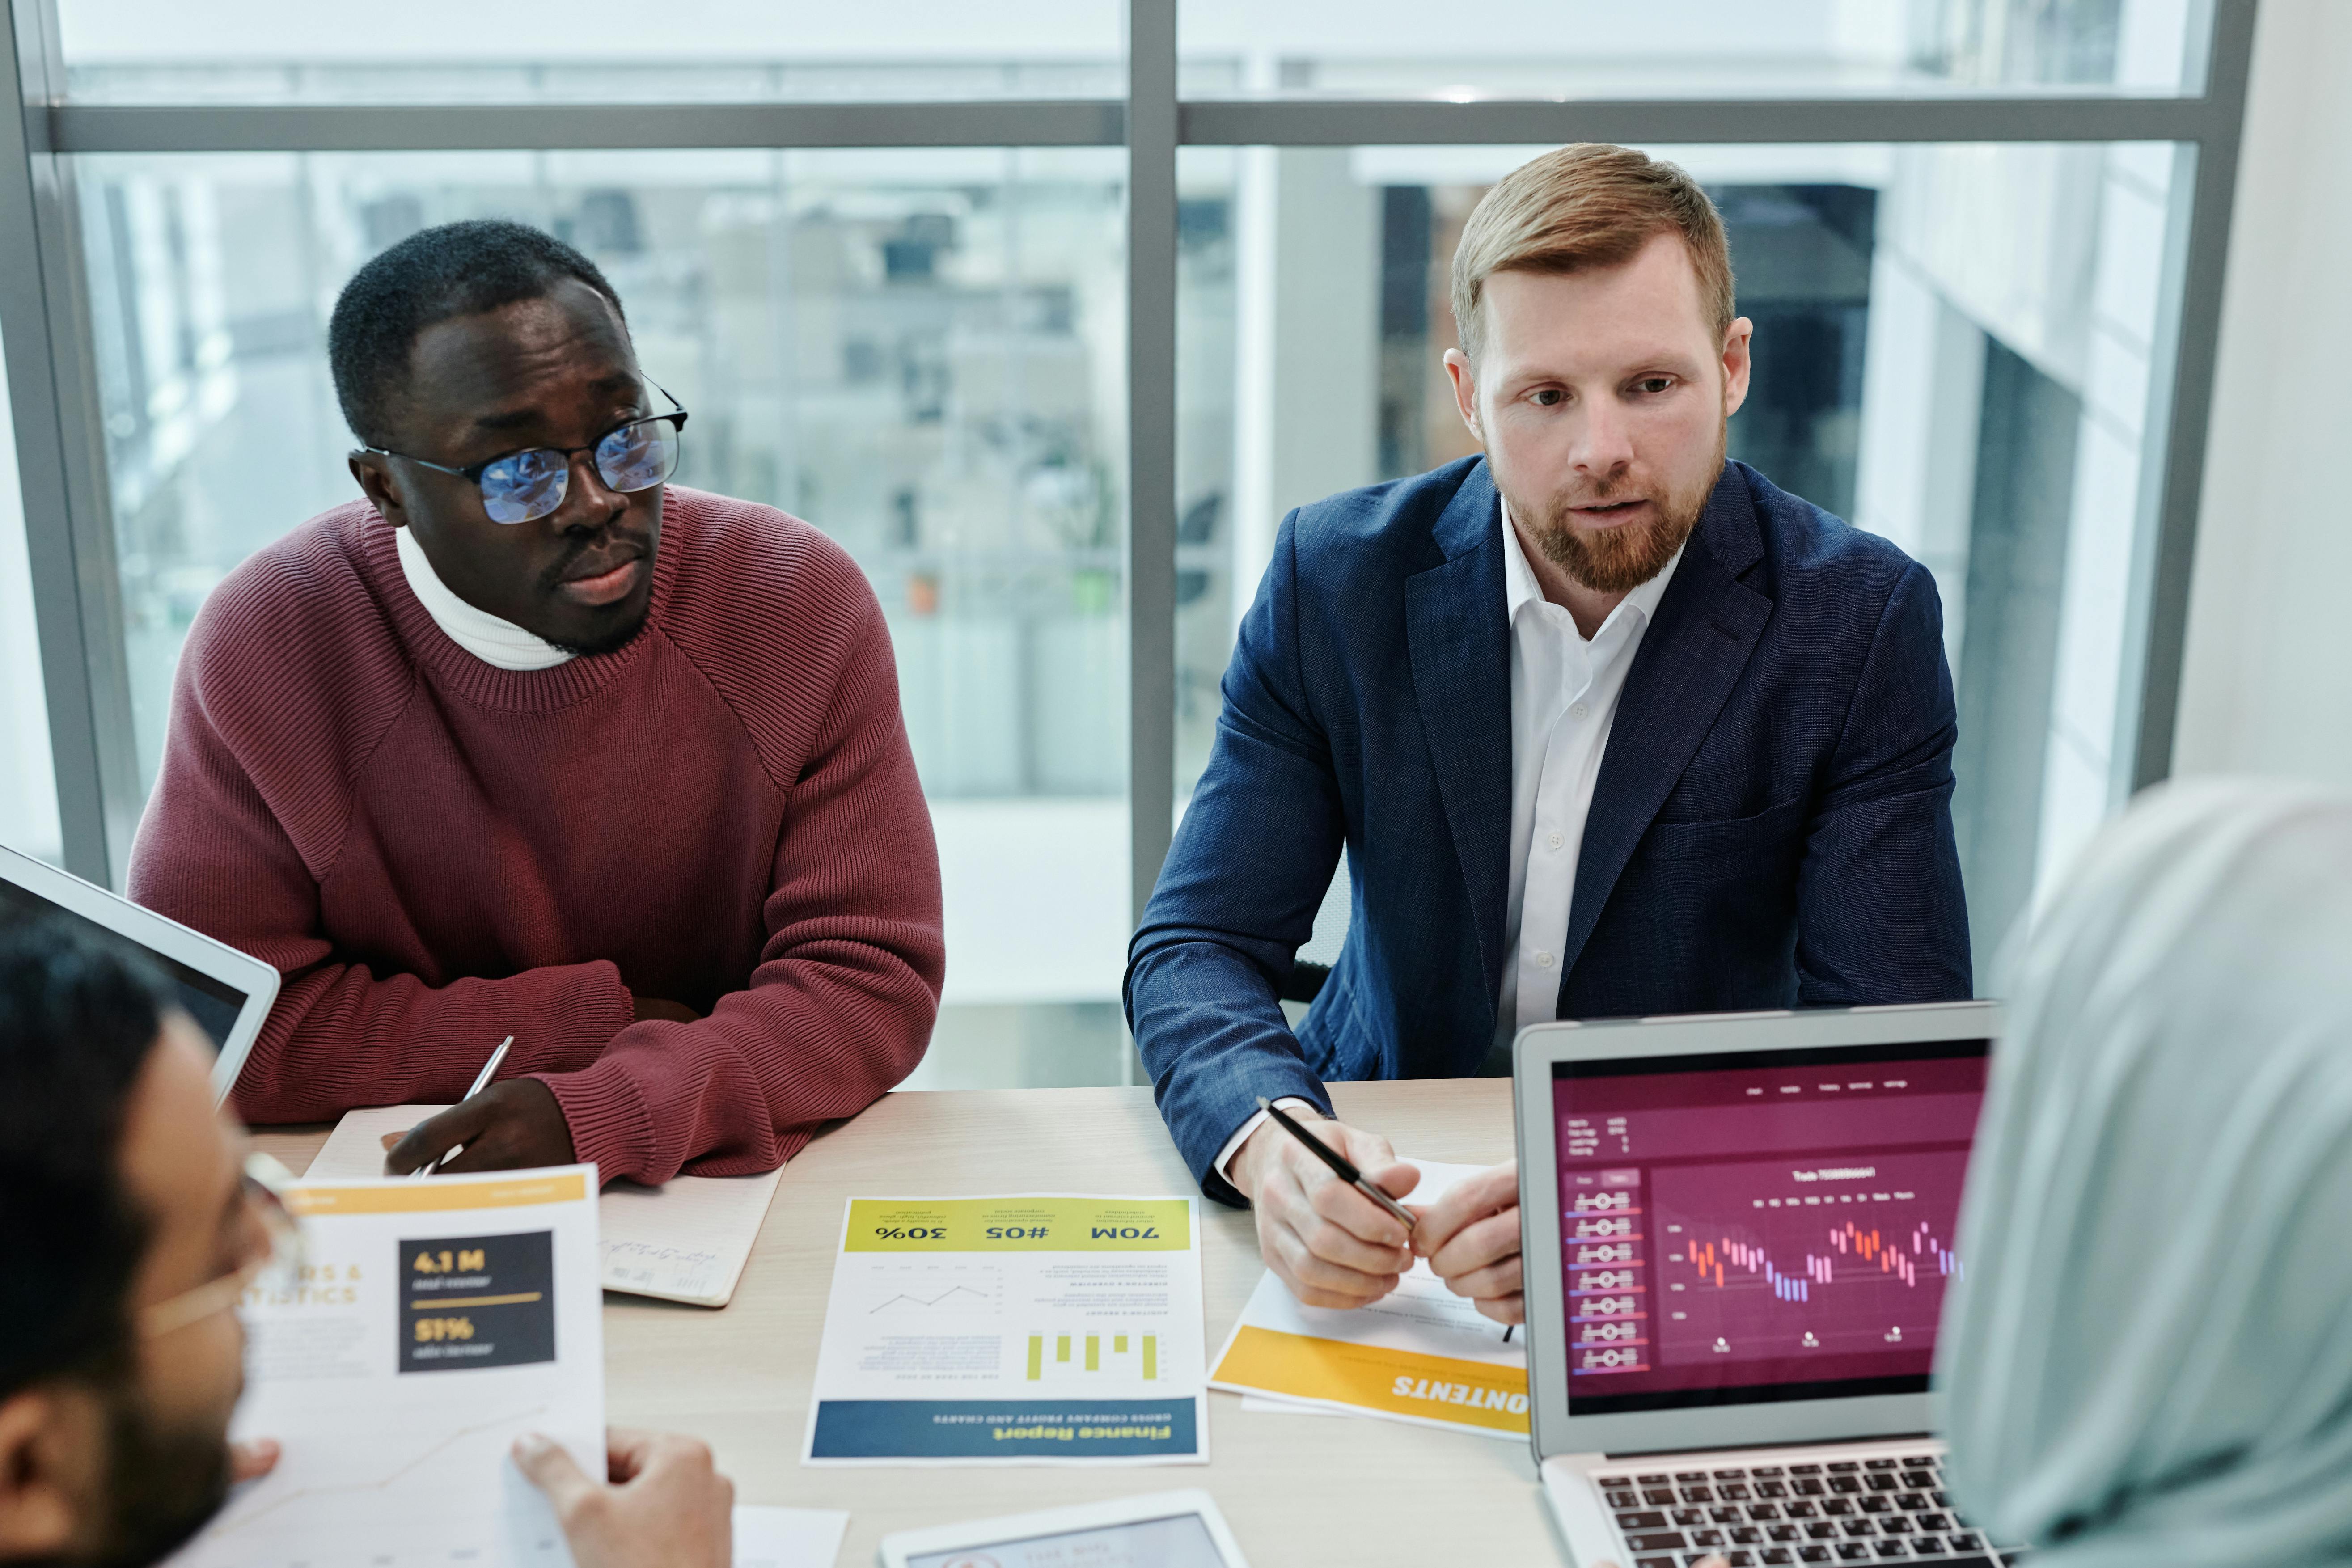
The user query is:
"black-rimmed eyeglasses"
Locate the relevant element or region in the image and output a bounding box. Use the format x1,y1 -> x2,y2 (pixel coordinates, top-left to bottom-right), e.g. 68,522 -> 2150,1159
364,383 -> 689,525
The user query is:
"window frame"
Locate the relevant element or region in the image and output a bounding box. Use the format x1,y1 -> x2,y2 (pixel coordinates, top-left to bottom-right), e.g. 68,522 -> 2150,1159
0,0 -> 2254,946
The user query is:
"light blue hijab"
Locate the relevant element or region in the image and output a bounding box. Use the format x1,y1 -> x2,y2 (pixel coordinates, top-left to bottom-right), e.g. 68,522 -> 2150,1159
1939,779 -> 2352,1568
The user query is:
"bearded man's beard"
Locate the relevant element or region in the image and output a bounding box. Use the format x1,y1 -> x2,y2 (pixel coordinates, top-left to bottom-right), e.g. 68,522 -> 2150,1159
70,1383 -> 234,1568
1514,423 -> 1724,595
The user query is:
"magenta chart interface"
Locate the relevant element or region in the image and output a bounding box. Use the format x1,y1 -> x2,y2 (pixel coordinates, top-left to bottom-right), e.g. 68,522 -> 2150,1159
1554,1041 -> 1988,1414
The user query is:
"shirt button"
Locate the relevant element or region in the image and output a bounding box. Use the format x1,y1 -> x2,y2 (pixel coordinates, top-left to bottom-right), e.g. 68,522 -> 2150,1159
1570,702 -> 1590,719
1535,951 -> 1556,969
1547,831 -> 1564,850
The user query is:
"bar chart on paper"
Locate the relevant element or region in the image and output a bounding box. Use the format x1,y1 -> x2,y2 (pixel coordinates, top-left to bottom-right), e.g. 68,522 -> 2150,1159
1026,1329 -> 1164,1382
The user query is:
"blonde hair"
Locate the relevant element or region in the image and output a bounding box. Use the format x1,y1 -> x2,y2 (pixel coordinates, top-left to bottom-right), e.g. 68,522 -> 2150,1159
1449,143 -> 1735,364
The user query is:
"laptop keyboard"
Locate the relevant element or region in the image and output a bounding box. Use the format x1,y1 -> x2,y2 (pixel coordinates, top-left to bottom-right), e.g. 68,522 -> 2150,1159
1596,1452 -> 2029,1568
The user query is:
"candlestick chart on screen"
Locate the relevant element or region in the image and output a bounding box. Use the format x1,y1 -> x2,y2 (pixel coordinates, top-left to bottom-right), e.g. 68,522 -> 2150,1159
1649,1147 -> 1967,1364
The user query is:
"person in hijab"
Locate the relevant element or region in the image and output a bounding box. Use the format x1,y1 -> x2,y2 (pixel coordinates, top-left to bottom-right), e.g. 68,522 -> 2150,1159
1938,777 -> 2352,1568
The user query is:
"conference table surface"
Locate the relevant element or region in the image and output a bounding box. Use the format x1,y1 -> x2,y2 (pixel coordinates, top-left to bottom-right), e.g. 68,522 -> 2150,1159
254,1078 -> 1555,1566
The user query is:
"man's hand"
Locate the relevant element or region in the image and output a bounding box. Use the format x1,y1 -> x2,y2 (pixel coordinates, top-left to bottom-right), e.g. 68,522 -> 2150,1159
230,1438 -> 280,1483
385,1080 -> 575,1175
1412,1160 -> 1524,1325
1230,1112 -> 1419,1308
512,1428 -> 732,1568
630,994 -> 702,1025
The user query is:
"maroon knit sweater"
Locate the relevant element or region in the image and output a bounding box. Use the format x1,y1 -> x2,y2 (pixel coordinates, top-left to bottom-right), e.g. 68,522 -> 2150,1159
127,487 -> 945,1185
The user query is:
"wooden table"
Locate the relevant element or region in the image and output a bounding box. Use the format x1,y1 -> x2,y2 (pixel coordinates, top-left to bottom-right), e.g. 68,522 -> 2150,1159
254,1079 -> 1556,1565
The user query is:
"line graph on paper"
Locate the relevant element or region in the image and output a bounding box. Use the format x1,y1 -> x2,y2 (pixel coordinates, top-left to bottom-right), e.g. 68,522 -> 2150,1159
1649,1148 -> 1968,1364
168,1401 -> 571,1568
852,1260 -> 1004,1318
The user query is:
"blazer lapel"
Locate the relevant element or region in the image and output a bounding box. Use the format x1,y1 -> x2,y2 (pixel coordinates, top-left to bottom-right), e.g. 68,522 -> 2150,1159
1557,468 -> 1774,991
1405,464 -> 1513,1005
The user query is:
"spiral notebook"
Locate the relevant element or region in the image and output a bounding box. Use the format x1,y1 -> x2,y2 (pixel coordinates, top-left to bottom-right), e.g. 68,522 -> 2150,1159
306,1105 -> 783,1308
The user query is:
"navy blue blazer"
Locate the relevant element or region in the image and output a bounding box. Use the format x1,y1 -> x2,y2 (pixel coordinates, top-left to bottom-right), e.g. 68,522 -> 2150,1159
1126,456 -> 1972,1202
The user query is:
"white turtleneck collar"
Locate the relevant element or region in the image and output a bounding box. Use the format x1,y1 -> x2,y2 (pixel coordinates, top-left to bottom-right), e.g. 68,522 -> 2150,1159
393,524 -> 575,672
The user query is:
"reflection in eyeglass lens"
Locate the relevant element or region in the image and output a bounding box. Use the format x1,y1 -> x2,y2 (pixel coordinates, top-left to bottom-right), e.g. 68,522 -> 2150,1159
596,418 -> 675,493
480,448 -> 572,524
476,417 -> 679,524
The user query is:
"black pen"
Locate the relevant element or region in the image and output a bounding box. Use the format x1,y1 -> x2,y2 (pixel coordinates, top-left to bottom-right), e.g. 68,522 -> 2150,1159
1256,1096 -> 1417,1233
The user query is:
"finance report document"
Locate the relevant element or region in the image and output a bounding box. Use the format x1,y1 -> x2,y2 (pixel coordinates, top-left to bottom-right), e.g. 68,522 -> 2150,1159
804,1195 -> 1207,1465
169,1168 -> 604,1568
1208,1160 -> 1528,1440
310,1105 -> 783,1307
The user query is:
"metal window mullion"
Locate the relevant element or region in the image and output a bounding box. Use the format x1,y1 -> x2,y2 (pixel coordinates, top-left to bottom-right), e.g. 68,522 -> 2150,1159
51,99 -> 1127,153
1125,0 -> 1178,942
4,0 -> 138,885
2127,0 -> 2257,788
1179,93 -> 2234,148
48,93 -> 2236,157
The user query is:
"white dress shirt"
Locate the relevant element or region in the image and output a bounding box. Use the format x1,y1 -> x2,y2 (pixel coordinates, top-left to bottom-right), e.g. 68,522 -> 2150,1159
393,523 -> 575,672
1493,498 -> 1681,1051
1212,497 -> 1683,1185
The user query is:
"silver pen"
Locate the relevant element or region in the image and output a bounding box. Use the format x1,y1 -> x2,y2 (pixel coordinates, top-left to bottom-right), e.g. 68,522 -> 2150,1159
417,1035 -> 514,1178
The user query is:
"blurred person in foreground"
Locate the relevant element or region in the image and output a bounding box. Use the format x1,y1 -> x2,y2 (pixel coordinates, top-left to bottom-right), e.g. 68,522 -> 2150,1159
1938,778 -> 2352,1568
124,218 -> 943,1183
1128,142 -> 1970,1323
0,917 -> 730,1567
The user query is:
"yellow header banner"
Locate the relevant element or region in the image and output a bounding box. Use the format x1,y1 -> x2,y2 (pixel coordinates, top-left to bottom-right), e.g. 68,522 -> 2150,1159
844,1196 -> 1191,1253
287,1172 -> 589,1216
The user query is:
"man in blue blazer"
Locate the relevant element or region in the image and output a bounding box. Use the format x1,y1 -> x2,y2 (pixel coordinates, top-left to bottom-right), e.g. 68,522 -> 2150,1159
1125,144 -> 1971,1324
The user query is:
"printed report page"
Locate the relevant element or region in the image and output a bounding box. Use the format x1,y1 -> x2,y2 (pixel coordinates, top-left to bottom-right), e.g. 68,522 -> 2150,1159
169,1167 -> 605,1568
804,1194 -> 1206,1465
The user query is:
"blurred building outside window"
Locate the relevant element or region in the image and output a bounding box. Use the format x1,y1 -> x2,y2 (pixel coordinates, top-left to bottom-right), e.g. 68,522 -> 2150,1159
22,0 -> 2215,1084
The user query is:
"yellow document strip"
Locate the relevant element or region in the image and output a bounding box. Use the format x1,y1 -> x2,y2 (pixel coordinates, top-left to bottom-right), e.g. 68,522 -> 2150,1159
286,1171 -> 589,1215
843,1195 -> 1191,1252
1213,1325 -> 1530,1435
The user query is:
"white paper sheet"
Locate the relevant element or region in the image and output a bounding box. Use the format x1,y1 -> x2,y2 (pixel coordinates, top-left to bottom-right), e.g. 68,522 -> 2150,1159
1208,1158 -> 1529,1440
733,1504 -> 850,1567
309,1105 -> 783,1307
169,1166 -> 605,1568
802,1194 -> 1208,1466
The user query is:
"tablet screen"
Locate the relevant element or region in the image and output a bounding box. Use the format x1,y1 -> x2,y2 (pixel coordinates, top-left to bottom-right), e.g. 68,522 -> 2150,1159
906,1511 -> 1227,1568
0,875 -> 251,1048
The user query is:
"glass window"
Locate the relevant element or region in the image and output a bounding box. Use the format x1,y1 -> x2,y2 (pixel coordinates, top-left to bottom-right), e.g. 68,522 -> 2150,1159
56,2 -> 1124,104
0,317 -> 66,865
1179,0 -> 2206,99
1174,139 -> 2186,966
74,145 -> 1133,1086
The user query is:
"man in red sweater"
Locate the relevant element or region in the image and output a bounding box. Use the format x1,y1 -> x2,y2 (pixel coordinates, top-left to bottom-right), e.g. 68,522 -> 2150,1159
127,219 -> 945,1185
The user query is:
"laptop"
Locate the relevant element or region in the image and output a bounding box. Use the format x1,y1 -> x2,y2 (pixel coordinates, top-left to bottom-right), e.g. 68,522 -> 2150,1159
1513,1001 -> 2022,1568
0,841 -> 279,1106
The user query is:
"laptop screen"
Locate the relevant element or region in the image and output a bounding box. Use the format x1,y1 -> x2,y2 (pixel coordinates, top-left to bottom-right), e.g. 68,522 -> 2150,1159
1553,1039 -> 1989,1416
0,876 -> 252,1050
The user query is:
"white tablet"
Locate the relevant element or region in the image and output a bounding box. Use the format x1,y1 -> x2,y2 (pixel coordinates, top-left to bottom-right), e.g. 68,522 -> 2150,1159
0,842 -> 279,1106
876,1490 -> 1252,1568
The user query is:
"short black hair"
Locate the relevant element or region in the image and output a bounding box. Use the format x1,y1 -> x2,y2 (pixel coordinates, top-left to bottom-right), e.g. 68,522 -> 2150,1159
326,218 -> 626,448
0,918 -> 171,1401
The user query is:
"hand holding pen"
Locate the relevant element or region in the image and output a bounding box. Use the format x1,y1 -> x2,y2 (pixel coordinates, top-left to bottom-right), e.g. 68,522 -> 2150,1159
1229,1099 -> 1424,1311
385,1036 -> 580,1176
1255,1099 -> 1522,1340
